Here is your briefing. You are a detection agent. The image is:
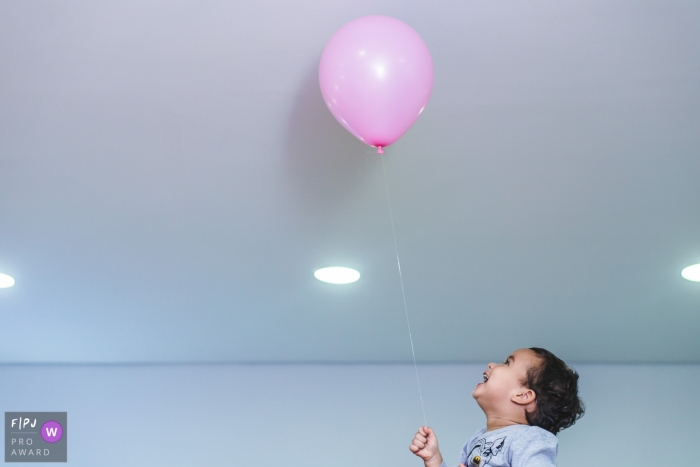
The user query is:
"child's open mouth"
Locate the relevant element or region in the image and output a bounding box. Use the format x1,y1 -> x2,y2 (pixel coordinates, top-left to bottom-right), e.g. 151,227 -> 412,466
476,372 -> 489,387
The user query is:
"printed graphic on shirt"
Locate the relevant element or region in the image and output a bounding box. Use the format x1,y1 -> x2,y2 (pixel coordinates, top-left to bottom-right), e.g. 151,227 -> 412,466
466,436 -> 506,467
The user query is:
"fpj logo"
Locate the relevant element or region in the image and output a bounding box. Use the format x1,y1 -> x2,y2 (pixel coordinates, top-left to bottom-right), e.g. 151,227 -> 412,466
5,412 -> 67,463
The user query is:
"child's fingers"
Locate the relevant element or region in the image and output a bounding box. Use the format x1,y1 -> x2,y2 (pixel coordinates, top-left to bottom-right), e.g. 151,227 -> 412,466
411,426 -> 435,457
409,442 -> 427,453
411,438 -> 425,450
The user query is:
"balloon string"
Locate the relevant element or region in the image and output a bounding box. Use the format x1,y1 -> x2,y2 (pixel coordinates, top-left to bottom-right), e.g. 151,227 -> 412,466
380,153 -> 427,427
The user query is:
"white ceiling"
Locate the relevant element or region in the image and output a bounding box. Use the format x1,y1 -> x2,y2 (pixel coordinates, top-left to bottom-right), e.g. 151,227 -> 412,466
1,0 -> 699,364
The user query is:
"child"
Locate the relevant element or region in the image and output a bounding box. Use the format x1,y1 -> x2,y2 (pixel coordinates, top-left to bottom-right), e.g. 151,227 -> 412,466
410,348 -> 584,467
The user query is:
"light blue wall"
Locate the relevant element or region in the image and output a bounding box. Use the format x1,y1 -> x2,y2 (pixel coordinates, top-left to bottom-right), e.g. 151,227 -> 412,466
1,363 -> 698,466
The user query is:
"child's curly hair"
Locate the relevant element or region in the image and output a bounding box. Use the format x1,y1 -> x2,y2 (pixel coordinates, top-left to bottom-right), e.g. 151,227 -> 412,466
522,347 -> 585,435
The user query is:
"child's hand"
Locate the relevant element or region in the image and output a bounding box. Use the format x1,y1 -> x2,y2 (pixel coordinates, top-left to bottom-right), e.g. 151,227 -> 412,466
409,426 -> 442,467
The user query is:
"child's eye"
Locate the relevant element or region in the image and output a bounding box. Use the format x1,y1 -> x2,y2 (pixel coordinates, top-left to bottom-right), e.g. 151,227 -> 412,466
503,360 -> 509,365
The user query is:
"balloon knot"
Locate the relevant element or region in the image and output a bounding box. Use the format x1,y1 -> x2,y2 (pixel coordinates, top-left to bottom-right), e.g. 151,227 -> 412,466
377,146 -> 384,154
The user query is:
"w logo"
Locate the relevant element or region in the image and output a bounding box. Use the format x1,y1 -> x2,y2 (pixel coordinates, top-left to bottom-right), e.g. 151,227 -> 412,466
41,421 -> 63,444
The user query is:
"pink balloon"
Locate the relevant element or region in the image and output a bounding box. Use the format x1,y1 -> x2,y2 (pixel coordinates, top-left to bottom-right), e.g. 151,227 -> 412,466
319,16 -> 434,153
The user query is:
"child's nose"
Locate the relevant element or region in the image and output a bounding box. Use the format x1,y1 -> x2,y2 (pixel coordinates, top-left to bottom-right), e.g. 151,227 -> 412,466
487,363 -> 495,369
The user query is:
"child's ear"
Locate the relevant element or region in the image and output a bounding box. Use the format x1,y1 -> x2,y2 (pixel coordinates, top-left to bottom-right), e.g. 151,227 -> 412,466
511,388 -> 536,406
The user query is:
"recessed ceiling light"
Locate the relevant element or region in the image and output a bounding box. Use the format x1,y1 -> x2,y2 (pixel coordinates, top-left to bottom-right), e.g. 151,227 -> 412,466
681,263 -> 700,282
0,273 -> 15,288
314,267 -> 360,284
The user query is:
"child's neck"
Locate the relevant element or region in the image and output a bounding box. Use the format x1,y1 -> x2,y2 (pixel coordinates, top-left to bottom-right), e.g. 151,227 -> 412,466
485,413 -> 527,432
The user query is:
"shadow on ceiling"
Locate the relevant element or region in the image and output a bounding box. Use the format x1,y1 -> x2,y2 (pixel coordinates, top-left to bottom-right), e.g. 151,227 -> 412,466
283,64 -> 377,225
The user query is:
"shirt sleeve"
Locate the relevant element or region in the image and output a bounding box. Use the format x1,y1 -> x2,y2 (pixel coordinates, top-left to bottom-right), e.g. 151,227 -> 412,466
510,427 -> 558,467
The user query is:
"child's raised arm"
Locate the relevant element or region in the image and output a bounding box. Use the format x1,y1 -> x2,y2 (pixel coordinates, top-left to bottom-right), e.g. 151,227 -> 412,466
409,426 -> 444,467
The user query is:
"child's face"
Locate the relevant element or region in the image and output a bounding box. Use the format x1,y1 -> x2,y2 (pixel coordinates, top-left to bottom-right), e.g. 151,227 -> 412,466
472,348 -> 540,411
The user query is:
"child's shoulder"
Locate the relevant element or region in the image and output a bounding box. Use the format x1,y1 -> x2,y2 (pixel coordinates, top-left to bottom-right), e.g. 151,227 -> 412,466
509,425 -> 558,457
512,425 -> 557,442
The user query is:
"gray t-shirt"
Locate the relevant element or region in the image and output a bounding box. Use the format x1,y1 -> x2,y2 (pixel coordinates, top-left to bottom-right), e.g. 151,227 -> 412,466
439,425 -> 557,467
